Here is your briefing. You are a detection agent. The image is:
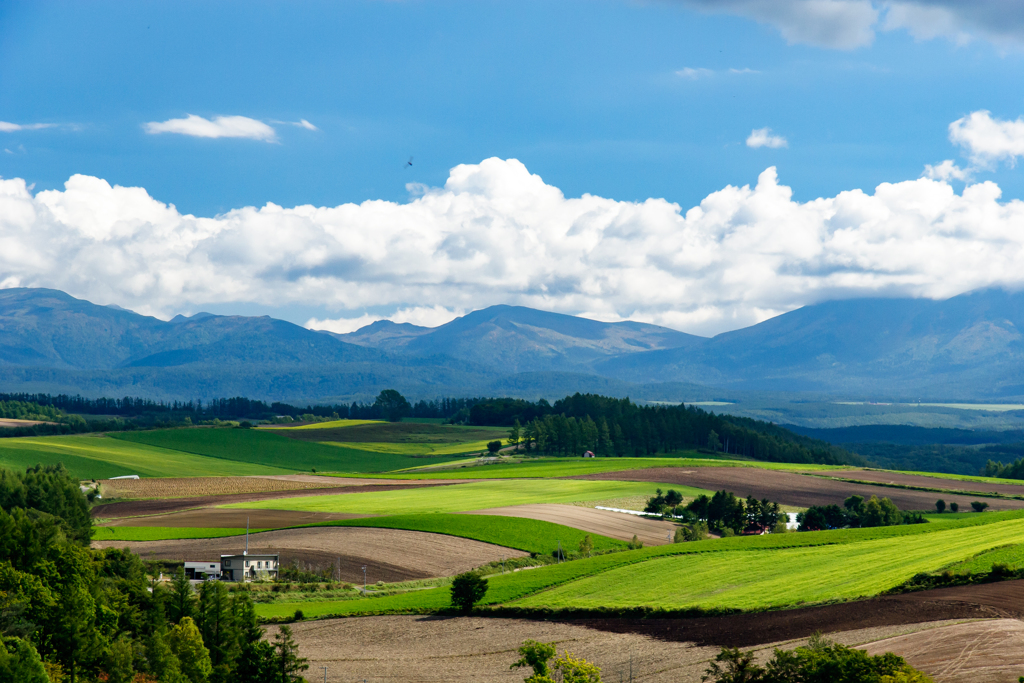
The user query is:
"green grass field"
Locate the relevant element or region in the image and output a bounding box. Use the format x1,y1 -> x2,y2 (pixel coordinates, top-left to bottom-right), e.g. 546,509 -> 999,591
91,527 -> 260,542
513,518 -> 1024,610
226,479 -> 678,515
253,509 -> 1024,620
332,456 -> 850,480
313,514 -> 624,556
945,543 -> 1024,574
0,434 -> 294,479
267,419 -> 383,430
111,428 -> 465,473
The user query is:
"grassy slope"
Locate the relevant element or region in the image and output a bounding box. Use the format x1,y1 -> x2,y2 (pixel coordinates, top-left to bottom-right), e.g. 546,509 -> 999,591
111,428 -> 464,473
331,457 -> 849,480
91,527 -> 261,542
337,440 -> 501,456
312,514 -> 624,556
513,519 -> 1024,610
254,510 -> 1024,619
226,479 -> 678,514
0,435 -> 292,479
267,419 -> 382,430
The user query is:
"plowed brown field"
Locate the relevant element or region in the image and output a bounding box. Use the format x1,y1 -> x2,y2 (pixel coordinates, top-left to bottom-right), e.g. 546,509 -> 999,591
864,619 -> 1024,683
575,467 -> 1024,511
92,527 -> 527,583
826,470 -> 1024,497
464,504 -> 678,545
100,508 -> 369,528
100,476 -> 339,499
272,614 -> 996,683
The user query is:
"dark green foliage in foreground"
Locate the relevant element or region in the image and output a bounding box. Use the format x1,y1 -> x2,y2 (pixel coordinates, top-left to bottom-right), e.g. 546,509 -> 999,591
450,572 -> 488,612
702,635 -> 932,682
0,463 -> 91,545
0,463 -> 307,682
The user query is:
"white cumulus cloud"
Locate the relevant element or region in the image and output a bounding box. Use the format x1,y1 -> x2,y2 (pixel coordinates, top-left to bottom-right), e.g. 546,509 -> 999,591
0,121 -> 56,132
949,110 -> 1024,168
144,114 -> 279,142
746,128 -> 788,148
676,67 -> 714,79
306,305 -> 462,335
3,147 -> 1024,337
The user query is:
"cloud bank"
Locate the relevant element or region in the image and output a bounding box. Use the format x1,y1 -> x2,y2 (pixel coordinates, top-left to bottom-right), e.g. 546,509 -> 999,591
679,0 -> 1024,50
3,127 -> 1024,336
0,121 -> 56,132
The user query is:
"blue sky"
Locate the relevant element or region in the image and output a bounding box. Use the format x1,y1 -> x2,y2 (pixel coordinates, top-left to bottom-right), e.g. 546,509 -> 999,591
2,1 -> 1024,335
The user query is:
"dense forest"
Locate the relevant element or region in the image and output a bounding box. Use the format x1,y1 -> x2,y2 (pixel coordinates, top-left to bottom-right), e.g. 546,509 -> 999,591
0,463 -> 307,682
470,394 -> 859,465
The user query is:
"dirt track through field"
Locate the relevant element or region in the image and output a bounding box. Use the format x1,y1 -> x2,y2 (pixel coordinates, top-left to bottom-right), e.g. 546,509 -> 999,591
575,467 -> 1024,511
464,504 -> 678,545
92,527 -> 527,583
272,614 -> 997,683
91,482 -> 454,519
827,470 -> 1024,497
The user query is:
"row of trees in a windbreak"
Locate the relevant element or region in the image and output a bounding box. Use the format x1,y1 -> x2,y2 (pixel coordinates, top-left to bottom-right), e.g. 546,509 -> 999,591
0,391 -> 490,423
488,394 -> 857,465
0,463 -> 308,683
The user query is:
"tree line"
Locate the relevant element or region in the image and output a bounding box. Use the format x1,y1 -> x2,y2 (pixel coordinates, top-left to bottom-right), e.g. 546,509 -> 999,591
490,394 -> 858,465
0,463 -> 308,682
796,495 -> 927,531
645,489 -> 787,536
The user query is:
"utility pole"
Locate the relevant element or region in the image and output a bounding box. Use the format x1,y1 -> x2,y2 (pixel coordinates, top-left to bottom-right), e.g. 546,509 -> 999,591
362,565 -> 367,592
557,540 -> 562,564
245,517 -> 249,555
321,666 -> 327,683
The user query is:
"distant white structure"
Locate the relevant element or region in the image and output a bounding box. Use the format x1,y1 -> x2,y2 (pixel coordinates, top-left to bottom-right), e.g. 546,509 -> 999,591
583,451 -> 595,458
220,554 -> 279,582
109,475 -> 140,480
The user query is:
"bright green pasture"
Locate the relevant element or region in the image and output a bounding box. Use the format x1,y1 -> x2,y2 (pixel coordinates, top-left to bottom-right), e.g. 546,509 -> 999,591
945,543 -> 1024,574
514,518 -> 1024,610
0,435 -> 292,479
337,439 -> 498,456
871,469 -> 1024,488
265,419 -> 382,430
253,509 -> 1024,620
332,457 -> 848,480
111,428 -> 464,473
91,527 -> 259,542
314,514 -> 624,556
226,479 -> 674,515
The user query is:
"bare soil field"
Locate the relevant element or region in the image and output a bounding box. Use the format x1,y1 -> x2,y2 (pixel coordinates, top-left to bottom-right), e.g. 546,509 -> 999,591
864,619 -> 1024,683
99,476 -> 340,499
270,615 -> 984,683
576,467 -> 1024,511
100,508 -> 370,528
464,504 -> 678,546
826,469 -> 1024,497
0,418 -> 50,428
92,527 -> 527,583
91,482 -> 452,519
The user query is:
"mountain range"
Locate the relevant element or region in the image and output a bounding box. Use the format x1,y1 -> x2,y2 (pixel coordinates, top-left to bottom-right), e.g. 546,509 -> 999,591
1,287 -> 1023,403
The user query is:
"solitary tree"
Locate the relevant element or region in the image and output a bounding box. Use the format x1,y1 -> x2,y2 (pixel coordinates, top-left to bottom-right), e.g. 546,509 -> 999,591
972,501 -> 990,512
373,389 -> 411,422
486,440 -> 502,455
578,534 -> 593,558
950,502 -> 959,512
272,625 -> 309,682
935,499 -> 946,513
450,572 -> 488,612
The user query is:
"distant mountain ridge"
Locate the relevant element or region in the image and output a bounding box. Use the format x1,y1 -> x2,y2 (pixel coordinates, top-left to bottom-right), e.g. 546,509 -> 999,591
2,287 -> 1024,402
